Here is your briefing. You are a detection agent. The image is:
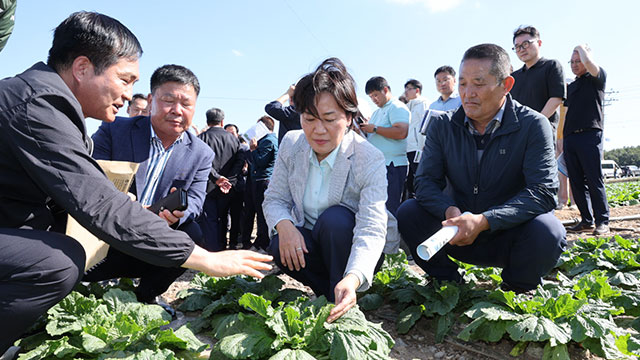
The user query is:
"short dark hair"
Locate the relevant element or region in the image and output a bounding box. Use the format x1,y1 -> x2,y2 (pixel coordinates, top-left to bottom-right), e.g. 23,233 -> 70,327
434,65 -> 456,78
258,116 -> 275,131
365,76 -> 390,94
293,57 -> 359,121
224,124 -> 239,133
128,93 -> 146,107
404,79 -> 422,92
48,11 -> 142,74
513,25 -> 540,43
461,44 -> 511,83
206,108 -> 224,126
150,64 -> 200,96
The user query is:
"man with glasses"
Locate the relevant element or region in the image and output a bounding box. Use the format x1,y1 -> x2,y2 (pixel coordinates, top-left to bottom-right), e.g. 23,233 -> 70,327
563,45 -> 609,236
510,26 -> 565,147
403,79 -> 429,200
429,66 -> 461,111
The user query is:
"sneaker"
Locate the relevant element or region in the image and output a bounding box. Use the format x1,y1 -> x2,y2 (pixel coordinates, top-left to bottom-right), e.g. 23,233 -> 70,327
567,221 -> 595,233
593,224 -> 610,236
148,296 -> 176,318
555,203 -> 565,210
0,346 -> 20,360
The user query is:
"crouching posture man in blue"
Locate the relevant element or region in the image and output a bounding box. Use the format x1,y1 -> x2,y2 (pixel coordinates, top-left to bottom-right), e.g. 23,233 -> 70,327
397,44 -> 566,293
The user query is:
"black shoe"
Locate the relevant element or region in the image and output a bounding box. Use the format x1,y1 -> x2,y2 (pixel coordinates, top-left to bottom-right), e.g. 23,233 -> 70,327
148,296 -> 176,318
500,282 -> 535,295
567,221 -> 595,233
593,224 -> 610,236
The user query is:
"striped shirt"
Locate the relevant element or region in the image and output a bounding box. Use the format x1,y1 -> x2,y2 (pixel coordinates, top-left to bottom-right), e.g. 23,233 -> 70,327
463,102 -> 505,164
138,124 -> 184,206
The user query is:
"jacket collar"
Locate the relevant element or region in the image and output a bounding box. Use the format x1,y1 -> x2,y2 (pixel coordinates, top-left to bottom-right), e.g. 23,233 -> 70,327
451,94 -> 520,136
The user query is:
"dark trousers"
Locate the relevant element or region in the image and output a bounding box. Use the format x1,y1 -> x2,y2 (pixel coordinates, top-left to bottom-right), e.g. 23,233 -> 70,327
403,152 -> 419,201
252,178 -> 270,250
386,163 -> 408,216
564,131 -> 609,225
199,195 -> 222,252
228,188 -> 244,248
0,229 -> 85,353
82,220 -> 201,303
216,190 -> 234,249
240,180 -> 256,247
268,206 -> 383,301
397,199 -> 566,291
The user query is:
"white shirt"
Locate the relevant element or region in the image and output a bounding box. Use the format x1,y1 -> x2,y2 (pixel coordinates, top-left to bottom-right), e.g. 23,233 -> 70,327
406,95 -> 430,152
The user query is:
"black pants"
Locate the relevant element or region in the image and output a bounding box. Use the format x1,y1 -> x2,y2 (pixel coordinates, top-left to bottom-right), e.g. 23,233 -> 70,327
252,179 -> 270,250
268,205 -> 384,301
228,188 -> 244,248
564,131 -> 609,225
240,179 -> 256,247
0,229 -> 85,353
397,199 -> 566,291
82,220 -> 201,303
403,151 -> 419,201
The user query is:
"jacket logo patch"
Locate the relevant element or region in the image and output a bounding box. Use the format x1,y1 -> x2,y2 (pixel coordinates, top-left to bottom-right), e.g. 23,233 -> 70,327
499,149 -> 506,155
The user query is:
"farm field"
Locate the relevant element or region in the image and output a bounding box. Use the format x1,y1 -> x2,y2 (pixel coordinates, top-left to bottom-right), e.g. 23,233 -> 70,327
11,195 -> 640,359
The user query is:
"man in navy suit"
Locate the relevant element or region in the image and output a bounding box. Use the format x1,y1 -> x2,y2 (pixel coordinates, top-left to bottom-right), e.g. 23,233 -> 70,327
85,64 -> 214,306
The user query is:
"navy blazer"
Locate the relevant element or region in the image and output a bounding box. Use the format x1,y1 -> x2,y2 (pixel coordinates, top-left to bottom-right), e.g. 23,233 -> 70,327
91,116 -> 214,226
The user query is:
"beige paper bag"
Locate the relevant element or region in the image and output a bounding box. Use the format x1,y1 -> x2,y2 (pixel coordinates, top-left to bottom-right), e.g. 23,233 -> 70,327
66,160 -> 139,271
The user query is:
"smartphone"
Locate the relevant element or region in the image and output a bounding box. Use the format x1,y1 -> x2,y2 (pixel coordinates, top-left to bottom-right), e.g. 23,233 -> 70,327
148,188 -> 188,214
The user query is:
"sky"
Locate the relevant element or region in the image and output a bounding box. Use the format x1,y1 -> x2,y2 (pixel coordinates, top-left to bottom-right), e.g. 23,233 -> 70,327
1,0 -> 638,151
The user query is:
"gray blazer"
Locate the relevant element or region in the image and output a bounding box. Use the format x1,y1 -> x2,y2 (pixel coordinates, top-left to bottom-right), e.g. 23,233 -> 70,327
263,130 -> 400,291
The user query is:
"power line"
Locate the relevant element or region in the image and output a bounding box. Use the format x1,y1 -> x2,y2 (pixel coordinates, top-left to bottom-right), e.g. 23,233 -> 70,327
282,0 -> 330,54
198,96 -> 271,102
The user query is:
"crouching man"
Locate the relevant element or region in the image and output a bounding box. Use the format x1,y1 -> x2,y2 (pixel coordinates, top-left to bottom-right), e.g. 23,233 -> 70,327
397,44 -> 566,293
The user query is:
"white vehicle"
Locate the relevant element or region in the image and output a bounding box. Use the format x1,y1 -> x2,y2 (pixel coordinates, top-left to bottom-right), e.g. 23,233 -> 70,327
601,159 -> 620,178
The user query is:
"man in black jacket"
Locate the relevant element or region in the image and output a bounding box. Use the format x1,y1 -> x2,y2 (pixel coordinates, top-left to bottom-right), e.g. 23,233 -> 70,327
0,12 -> 271,353
197,108 -> 244,251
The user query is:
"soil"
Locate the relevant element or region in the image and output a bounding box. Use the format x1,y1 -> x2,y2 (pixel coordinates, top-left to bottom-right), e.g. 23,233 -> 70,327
162,204 -> 640,360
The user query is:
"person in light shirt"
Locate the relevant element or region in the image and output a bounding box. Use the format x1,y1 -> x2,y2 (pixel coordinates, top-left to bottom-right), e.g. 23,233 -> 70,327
262,58 -> 400,322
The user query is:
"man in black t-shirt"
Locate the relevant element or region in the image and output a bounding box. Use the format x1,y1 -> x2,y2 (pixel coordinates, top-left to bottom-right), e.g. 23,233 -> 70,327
510,26 -> 565,144
563,44 -> 609,236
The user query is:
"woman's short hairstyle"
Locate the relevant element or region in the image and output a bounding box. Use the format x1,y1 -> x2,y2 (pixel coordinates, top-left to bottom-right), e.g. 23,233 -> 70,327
48,11 -> 142,75
293,57 -> 358,122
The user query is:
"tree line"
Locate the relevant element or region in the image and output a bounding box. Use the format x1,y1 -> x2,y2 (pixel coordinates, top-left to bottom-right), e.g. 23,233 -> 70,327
604,145 -> 640,166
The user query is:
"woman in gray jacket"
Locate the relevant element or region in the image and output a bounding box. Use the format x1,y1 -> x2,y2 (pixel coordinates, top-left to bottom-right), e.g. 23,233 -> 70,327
263,58 -> 399,322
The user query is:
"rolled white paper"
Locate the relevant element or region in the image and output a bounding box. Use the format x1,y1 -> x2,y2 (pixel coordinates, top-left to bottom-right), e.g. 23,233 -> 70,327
416,212 -> 471,261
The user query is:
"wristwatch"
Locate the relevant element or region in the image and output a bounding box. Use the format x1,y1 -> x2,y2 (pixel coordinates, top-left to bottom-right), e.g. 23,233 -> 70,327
373,125 -> 378,133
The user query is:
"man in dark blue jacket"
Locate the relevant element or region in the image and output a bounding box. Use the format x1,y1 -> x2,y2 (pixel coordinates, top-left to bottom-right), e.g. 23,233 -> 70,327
249,116 -> 278,250
397,44 -> 566,293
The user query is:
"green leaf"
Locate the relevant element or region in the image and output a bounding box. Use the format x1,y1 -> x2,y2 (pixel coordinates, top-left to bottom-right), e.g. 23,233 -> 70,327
397,305 -> 424,334
609,271 -> 640,288
569,313 -> 614,342
102,288 -> 138,312
540,294 -> 586,320
488,290 -> 517,310
177,292 -> 212,311
358,293 -> 384,311
434,312 -> 455,343
82,332 -> 109,353
216,332 -> 275,359
509,341 -> 528,356
463,301 -> 525,321
506,315 -> 571,346
239,293 -> 274,318
268,348 -> 317,360
302,304 -> 332,355
542,342 -> 570,360
457,318 -> 508,342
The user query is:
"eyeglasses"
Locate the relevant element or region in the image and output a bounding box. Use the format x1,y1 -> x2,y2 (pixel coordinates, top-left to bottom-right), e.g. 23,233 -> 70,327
568,60 -> 582,65
512,39 -> 536,52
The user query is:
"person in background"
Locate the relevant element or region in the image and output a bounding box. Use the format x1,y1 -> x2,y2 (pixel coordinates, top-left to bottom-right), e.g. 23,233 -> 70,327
86,64 -> 213,312
510,25 -> 565,147
265,84 -> 301,144
563,44 -> 610,235
360,76 -> 410,216
224,123 -> 249,249
429,66 -> 461,111
403,79 -> 429,200
0,11 -> 271,353
397,44 -> 566,294
126,92 -> 149,117
249,116 -> 278,251
263,58 -> 399,322
197,108 -> 244,251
